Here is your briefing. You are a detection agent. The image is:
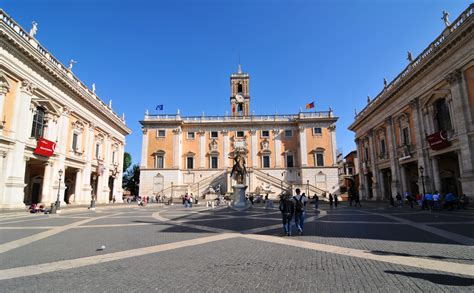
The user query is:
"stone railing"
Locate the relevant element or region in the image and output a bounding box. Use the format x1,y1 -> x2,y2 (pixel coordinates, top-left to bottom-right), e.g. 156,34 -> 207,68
354,4 -> 473,121
0,9 -> 125,125
144,111 -> 333,122
397,144 -> 413,159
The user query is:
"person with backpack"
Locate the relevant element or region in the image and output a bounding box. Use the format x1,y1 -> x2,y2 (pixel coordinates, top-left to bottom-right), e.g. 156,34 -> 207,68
279,193 -> 295,236
329,193 -> 333,208
292,188 -> 307,235
313,194 -> 319,211
334,194 -> 339,208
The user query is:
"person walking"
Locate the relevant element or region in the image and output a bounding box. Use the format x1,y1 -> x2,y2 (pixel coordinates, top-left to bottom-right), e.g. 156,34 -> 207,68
329,193 -> 333,208
292,188 -> 308,235
313,194 -> 319,211
334,194 -> 339,208
396,192 -> 403,207
433,191 -> 440,211
279,193 -> 295,236
354,193 -> 362,207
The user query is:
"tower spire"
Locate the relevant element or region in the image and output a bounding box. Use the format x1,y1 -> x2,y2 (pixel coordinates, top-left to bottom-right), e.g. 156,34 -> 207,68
237,64 -> 242,74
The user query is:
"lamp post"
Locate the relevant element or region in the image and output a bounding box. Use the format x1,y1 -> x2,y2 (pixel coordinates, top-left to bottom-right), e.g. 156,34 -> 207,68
419,166 -> 426,196
55,169 -> 63,213
306,180 -> 310,196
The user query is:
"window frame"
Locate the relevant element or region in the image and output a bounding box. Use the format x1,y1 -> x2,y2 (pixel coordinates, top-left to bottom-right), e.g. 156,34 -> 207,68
286,154 -> 294,168
210,156 -> 218,169
236,131 -> 244,138
72,132 -> 79,151
315,152 -> 324,167
284,129 -> 293,138
187,132 -> 195,140
155,155 -> 164,169
261,130 -> 270,138
156,129 -> 166,138
210,131 -> 218,138
262,155 -> 270,168
313,127 -> 322,135
30,107 -> 46,139
186,156 -> 194,169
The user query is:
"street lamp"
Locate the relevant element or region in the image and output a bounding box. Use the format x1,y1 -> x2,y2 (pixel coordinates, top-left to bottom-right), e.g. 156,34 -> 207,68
419,166 -> 426,196
307,179 -> 310,196
55,169 -> 63,213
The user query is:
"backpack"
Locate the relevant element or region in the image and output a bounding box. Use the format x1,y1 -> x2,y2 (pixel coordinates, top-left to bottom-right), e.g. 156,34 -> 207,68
294,195 -> 305,213
280,198 -> 292,215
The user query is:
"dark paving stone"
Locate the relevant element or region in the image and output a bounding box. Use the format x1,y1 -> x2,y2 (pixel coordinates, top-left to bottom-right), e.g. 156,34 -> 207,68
0,217 -> 84,227
429,224 -> 474,238
392,213 -> 474,223
82,217 -> 157,226
0,224 -> 212,270
1,238 -> 472,292
192,218 -> 278,232
0,229 -> 48,245
319,215 -> 392,222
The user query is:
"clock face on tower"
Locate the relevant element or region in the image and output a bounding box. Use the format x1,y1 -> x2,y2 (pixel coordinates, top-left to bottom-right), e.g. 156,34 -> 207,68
235,94 -> 244,103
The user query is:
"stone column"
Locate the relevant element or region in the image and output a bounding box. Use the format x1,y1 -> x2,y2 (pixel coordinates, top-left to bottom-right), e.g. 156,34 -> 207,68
140,127 -> 148,168
81,123 -> 94,200
3,81 -> 36,208
368,131 -> 380,199
250,129 -> 257,168
41,162 -> 53,204
431,156 -> 441,193
0,74 -> 10,135
399,165 -> 408,195
446,70 -> 474,197
329,124 -> 337,166
410,98 -> 433,191
386,117 -> 400,196
115,143 -> 124,200
299,126 -> 307,167
273,129 -> 282,168
199,130 -> 206,168
172,127 -> 182,169
222,130 -> 229,168
0,151 -> 7,204
100,135 -> 111,202
355,138 -> 365,199
73,169 -> 83,204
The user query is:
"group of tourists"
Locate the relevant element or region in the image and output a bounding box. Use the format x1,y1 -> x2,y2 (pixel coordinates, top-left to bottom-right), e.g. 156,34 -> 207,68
181,193 -> 195,208
279,188 -> 309,236
390,191 -> 470,211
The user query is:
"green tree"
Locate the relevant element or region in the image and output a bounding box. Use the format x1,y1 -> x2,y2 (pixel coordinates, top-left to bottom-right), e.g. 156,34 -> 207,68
123,152 -> 132,172
123,164 -> 140,196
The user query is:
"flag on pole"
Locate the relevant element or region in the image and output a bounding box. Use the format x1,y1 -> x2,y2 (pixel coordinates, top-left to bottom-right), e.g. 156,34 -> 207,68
305,101 -> 315,109
156,104 -> 164,111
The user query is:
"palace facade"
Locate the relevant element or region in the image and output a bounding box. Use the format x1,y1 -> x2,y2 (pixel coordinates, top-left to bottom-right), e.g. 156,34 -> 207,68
349,5 -> 474,200
0,10 -> 131,209
139,66 -> 339,199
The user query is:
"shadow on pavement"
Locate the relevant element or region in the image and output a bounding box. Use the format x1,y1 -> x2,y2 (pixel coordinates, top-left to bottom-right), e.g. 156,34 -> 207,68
384,271 -> 474,286
371,250 -> 474,262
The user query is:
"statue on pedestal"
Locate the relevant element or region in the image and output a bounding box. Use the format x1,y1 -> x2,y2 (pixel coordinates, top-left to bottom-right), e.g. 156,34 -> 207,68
230,148 -> 247,184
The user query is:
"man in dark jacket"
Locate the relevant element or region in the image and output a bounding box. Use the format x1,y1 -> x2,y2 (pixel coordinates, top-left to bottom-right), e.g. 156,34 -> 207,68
279,193 -> 295,236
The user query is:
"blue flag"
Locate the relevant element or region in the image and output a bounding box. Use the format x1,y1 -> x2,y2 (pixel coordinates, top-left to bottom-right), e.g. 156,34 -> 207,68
156,104 -> 163,111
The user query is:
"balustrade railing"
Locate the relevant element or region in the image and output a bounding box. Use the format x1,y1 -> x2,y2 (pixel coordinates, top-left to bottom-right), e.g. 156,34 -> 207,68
144,111 -> 332,122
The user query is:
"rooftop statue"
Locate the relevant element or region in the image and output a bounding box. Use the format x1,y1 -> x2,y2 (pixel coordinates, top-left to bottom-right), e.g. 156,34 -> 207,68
29,21 -> 38,38
407,51 -> 414,63
92,83 -> 96,94
442,11 -> 450,27
383,78 -> 388,88
68,59 -> 77,71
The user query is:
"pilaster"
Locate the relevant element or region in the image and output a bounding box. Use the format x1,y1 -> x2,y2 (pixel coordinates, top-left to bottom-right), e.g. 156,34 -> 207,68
328,124 -> 337,166
273,129 -> 282,168
385,116 -> 400,196
198,130 -> 206,168
299,126 -> 307,167
172,127 -> 182,169
250,129 -> 257,168
222,130 -> 229,168
368,130 -> 380,200
140,127 -> 148,168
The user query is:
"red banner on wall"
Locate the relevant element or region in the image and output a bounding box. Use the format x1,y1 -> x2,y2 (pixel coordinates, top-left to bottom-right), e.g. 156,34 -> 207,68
426,131 -> 450,151
34,138 -> 56,157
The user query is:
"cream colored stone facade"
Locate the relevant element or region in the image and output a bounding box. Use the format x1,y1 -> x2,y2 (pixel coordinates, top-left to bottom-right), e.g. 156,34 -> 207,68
0,10 -> 131,209
349,5 -> 474,200
139,66 -> 339,200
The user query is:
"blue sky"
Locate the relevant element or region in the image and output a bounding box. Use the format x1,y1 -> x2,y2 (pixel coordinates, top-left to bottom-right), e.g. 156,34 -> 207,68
2,0 -> 471,165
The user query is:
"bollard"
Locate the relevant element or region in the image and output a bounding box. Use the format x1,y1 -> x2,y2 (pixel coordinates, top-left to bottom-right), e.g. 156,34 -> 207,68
211,201 -> 215,209
50,203 -> 56,214
206,201 -> 209,208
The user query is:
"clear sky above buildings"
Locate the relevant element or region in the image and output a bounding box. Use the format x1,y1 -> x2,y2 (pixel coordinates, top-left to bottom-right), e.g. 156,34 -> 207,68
2,0 -> 471,165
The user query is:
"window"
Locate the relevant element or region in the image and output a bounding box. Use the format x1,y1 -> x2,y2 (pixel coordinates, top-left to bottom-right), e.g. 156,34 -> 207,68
187,157 -> 194,169
402,127 -> 409,145
157,129 -> 166,137
210,131 -> 218,138
380,139 -> 386,156
31,107 -> 45,139
112,151 -> 116,164
236,131 -> 244,138
262,155 -> 270,168
316,153 -> 324,166
155,155 -> 164,169
313,127 -> 322,135
237,83 -> 243,93
187,132 -> 195,139
211,156 -> 218,169
348,167 -> 353,175
364,147 -> 369,161
434,99 -> 453,132
261,130 -> 270,138
284,129 -> 293,137
72,133 -> 78,151
95,143 -> 100,159
286,154 -> 294,167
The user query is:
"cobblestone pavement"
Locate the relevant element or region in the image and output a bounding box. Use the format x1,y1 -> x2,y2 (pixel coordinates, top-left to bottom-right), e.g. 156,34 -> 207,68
0,202 -> 473,292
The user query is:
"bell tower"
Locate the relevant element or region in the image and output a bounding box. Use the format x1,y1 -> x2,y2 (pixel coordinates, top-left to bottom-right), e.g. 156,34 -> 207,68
230,64 -> 250,116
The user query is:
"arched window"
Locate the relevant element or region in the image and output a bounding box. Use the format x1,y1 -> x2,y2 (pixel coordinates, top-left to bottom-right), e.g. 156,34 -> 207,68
434,99 -> 452,132
31,107 -> 45,138
237,83 -> 243,93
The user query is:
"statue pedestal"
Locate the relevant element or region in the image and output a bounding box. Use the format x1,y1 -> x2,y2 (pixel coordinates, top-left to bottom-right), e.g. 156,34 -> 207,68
230,184 -> 251,211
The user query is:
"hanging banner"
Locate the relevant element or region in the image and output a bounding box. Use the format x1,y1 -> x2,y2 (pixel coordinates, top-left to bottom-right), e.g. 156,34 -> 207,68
33,138 -> 56,157
426,131 -> 450,151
